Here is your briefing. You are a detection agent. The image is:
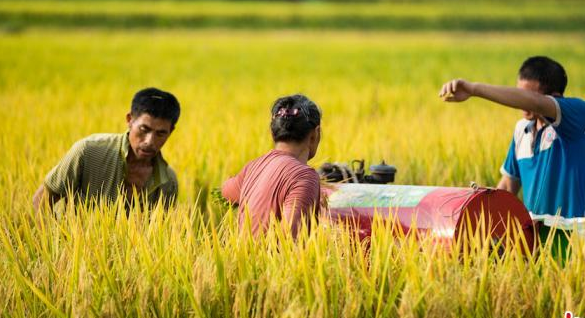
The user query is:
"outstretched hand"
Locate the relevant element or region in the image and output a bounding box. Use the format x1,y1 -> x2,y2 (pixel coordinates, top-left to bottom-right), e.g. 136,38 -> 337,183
439,79 -> 474,102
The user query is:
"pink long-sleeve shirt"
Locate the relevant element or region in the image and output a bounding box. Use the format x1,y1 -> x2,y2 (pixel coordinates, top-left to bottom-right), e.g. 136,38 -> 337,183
221,149 -> 320,237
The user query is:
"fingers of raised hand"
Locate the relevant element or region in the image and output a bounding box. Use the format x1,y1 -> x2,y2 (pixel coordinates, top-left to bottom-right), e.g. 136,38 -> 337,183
439,83 -> 449,98
439,79 -> 457,100
450,80 -> 459,95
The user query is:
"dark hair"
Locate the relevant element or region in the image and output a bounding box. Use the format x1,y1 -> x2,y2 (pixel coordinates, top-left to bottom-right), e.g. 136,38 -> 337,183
270,94 -> 321,143
131,87 -> 181,128
519,56 -> 567,96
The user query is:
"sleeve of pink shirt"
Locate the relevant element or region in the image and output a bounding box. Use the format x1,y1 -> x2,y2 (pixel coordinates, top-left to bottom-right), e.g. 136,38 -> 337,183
221,167 -> 247,204
282,170 -> 321,237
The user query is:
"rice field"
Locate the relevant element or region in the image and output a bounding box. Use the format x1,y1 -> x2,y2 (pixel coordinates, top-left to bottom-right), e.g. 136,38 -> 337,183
1,1 -> 585,317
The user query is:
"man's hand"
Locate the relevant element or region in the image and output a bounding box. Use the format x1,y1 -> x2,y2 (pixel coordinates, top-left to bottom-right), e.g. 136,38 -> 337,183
32,185 -> 46,211
32,185 -> 61,212
497,175 -> 521,196
439,79 -> 475,102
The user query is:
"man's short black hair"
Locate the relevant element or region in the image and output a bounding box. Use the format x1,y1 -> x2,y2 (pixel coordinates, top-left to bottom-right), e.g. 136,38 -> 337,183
519,56 -> 567,96
131,87 -> 181,128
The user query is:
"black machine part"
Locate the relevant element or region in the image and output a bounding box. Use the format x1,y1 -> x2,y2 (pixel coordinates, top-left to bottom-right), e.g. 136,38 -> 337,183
318,160 -> 397,184
368,161 -> 397,183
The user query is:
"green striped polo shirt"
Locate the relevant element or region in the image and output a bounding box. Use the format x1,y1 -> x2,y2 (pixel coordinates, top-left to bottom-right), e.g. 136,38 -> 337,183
44,132 -> 178,206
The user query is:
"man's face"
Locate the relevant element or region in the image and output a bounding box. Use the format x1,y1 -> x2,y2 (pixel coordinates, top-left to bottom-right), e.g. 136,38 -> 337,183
126,113 -> 173,160
517,78 -> 542,120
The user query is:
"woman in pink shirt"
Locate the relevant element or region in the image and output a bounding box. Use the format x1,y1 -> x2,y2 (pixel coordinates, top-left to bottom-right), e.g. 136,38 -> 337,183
222,94 -> 322,238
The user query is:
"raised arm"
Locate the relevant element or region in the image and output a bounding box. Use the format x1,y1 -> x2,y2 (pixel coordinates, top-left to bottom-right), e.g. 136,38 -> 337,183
439,79 -> 558,120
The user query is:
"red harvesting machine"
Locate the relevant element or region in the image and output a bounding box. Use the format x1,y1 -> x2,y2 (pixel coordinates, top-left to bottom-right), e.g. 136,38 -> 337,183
319,160 -> 536,252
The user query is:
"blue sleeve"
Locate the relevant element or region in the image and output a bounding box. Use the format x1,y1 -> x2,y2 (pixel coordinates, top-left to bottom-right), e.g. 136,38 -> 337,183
550,97 -> 585,140
501,137 -> 520,182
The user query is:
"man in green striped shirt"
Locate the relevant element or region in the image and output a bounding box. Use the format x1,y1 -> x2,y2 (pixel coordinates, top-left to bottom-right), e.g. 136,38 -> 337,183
33,87 -> 180,211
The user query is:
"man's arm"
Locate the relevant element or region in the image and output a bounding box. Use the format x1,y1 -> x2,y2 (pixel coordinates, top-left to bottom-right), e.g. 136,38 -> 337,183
497,175 -> 521,196
159,173 -> 178,209
498,138 -> 522,196
32,185 -> 62,212
439,79 -> 558,120
35,139 -> 85,211
282,173 -> 320,238
221,169 -> 246,205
